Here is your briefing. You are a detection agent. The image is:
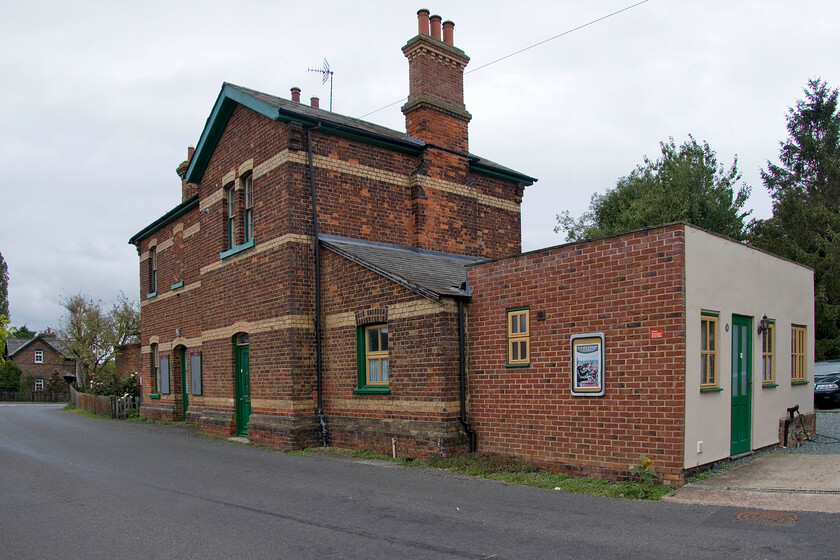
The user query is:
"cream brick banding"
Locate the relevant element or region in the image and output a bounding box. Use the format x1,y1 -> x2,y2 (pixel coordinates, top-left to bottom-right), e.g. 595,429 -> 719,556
326,398 -> 461,414
325,299 -> 455,329
140,281 -> 201,307
199,233 -> 313,275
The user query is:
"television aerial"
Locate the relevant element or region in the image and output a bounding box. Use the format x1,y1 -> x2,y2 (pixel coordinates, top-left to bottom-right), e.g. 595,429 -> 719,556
308,58 -> 334,112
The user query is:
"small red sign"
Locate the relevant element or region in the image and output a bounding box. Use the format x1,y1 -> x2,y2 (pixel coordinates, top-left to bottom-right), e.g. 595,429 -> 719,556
650,329 -> 664,339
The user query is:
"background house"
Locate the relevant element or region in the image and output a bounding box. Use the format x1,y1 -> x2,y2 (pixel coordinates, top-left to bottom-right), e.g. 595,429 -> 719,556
4,330 -> 75,392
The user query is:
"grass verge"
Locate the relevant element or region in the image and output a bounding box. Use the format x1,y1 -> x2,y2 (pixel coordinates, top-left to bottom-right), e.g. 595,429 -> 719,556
293,448 -> 671,500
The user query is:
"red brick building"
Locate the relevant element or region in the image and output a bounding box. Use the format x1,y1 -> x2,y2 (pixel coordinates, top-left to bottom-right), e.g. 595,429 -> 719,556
131,11 -> 814,484
4,330 -> 75,392
130,10 -> 533,454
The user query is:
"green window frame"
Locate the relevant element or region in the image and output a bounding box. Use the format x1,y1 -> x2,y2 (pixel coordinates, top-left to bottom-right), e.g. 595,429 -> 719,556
225,184 -> 235,250
243,175 -> 254,243
791,325 -> 807,383
762,320 -> 775,385
701,313 -> 718,389
355,324 -> 390,394
507,308 -> 530,366
148,247 -> 157,297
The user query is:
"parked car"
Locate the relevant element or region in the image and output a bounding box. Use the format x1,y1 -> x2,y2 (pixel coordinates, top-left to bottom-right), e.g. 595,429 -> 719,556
814,360 -> 840,408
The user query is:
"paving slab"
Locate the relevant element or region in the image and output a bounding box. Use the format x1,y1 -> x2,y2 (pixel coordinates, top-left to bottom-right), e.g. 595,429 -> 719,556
664,453 -> 840,513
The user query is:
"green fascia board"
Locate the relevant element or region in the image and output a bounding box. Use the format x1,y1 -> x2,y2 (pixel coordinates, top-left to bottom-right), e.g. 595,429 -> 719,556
129,195 -> 199,245
185,83 -> 423,184
470,161 -> 536,186
185,84 -> 284,184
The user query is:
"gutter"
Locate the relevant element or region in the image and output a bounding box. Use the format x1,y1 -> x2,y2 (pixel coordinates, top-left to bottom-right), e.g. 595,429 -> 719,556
307,123 -> 328,447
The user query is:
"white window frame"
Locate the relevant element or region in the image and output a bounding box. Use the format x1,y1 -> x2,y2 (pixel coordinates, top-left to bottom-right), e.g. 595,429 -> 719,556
34,349 -> 44,364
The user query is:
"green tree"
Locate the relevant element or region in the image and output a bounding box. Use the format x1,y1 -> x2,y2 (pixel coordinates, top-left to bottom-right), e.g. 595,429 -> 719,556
0,251 -> 8,321
58,292 -> 140,387
9,325 -> 36,339
0,360 -> 22,392
750,79 -> 840,360
556,136 -> 752,241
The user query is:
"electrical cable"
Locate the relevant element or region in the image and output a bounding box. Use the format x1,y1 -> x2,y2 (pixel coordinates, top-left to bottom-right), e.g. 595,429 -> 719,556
357,0 -> 652,120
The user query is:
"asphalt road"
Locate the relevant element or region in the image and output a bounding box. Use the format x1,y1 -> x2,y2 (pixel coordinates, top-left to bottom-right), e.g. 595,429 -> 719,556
1,404 -> 838,560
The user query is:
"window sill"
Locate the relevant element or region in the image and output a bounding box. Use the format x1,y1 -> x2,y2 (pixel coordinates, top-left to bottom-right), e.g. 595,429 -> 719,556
149,392 -> 161,399
171,281 -> 184,290
220,238 -> 255,260
505,363 -> 531,368
146,291 -> 158,299
700,387 -> 723,393
354,386 -> 391,395
762,383 -> 778,389
791,380 -> 809,386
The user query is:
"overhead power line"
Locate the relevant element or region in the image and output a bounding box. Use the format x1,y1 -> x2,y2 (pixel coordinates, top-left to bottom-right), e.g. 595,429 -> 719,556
356,0 -> 651,120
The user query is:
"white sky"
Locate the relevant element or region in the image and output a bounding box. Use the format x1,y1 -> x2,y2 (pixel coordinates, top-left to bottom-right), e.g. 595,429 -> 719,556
1,0 -> 838,331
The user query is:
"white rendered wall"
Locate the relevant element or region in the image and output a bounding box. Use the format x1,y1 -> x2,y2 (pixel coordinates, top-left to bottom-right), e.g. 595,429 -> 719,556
683,225 -> 814,469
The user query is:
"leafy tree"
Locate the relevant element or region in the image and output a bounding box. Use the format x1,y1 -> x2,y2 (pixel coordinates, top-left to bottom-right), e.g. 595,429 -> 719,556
750,79 -> 840,360
556,136 -> 752,241
0,251 -> 8,321
58,292 -> 140,387
0,360 -> 22,392
9,325 -> 36,339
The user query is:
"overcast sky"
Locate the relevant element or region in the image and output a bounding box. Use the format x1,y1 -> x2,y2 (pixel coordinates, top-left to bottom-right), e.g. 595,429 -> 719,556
1,0 -> 838,332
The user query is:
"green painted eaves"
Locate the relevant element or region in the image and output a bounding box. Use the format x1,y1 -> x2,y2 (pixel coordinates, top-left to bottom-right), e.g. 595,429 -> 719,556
128,195 -> 199,245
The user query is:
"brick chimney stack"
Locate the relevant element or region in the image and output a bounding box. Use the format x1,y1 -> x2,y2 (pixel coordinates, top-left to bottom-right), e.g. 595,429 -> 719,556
401,9 -> 471,153
177,146 -> 198,201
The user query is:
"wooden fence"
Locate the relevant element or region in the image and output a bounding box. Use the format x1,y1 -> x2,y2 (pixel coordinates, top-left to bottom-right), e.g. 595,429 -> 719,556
0,391 -> 70,403
69,386 -> 141,419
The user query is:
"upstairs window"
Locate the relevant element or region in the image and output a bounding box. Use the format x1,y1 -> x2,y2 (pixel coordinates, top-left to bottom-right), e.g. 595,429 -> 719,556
507,308 -> 530,366
243,175 -> 254,243
34,349 -> 44,364
149,247 -> 157,295
225,185 -> 236,249
700,313 -> 718,389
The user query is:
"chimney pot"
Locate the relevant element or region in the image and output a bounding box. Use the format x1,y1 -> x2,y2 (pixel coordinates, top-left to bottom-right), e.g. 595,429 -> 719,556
417,9 -> 430,35
291,87 -> 301,103
442,20 -> 454,45
310,96 -> 320,109
430,15 -> 442,40
187,146 -> 195,161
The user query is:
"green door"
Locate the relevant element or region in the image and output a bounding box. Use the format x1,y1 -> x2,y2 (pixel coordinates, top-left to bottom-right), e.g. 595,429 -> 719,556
234,336 -> 251,437
180,347 -> 188,420
730,315 -> 752,455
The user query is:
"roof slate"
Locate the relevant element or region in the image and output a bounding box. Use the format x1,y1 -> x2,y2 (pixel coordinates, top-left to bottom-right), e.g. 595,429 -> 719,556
320,235 -> 484,300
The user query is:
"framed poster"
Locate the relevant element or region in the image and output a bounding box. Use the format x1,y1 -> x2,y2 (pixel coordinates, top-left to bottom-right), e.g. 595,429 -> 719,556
571,332 -> 605,397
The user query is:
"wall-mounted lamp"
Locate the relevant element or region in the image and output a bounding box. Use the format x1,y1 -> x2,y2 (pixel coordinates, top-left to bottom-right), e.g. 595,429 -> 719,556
757,315 -> 770,335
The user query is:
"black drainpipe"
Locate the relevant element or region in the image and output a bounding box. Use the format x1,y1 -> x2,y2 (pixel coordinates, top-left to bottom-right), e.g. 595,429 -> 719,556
458,296 -> 476,452
307,123 -> 328,447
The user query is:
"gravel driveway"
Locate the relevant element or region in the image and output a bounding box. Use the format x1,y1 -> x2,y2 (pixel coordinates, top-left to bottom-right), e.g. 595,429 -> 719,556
795,409 -> 840,454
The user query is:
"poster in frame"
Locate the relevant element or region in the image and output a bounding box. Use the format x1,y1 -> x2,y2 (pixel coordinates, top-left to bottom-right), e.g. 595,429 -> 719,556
570,332 -> 605,397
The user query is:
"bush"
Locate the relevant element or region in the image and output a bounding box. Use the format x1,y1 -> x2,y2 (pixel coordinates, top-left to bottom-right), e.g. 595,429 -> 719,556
87,369 -> 140,397
0,360 -> 22,392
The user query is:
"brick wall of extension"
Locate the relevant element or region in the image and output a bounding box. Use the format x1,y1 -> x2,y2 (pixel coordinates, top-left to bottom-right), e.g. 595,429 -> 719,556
320,250 -> 468,459
467,225 -> 688,485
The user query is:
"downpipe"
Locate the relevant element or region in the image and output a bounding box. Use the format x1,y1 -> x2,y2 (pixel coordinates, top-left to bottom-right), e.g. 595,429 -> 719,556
307,123 -> 328,447
458,298 -> 476,452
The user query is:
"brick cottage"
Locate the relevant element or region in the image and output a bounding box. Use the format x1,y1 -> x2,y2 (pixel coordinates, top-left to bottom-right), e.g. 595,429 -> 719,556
130,10 -> 814,484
